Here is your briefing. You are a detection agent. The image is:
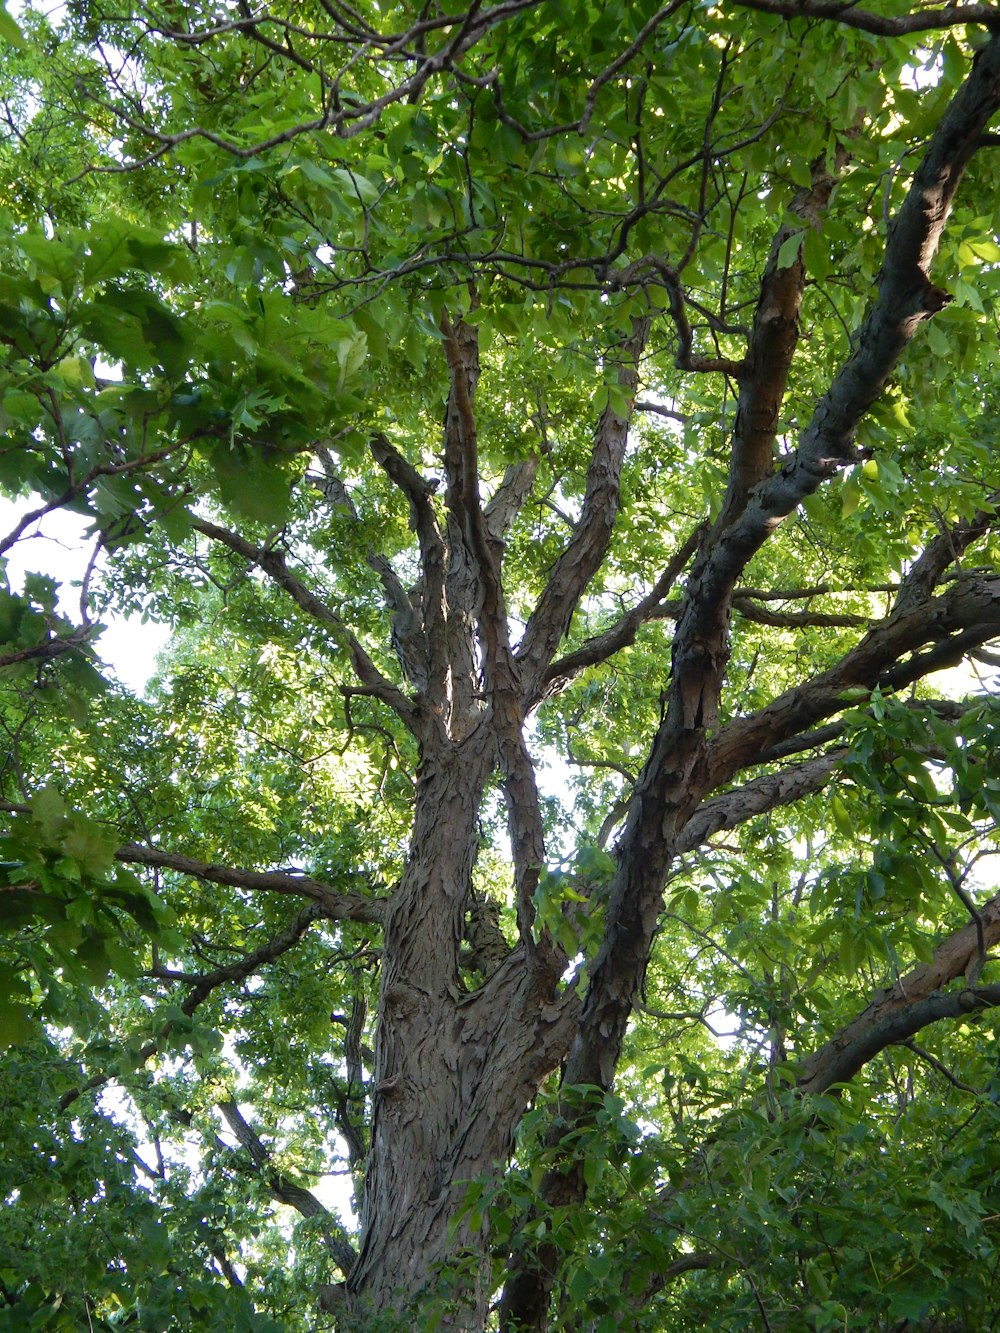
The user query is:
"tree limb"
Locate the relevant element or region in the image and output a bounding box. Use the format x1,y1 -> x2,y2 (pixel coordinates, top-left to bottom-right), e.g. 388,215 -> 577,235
116,843 -> 384,922
707,575 -> 1000,788
369,433 -> 450,712
193,518 -> 418,726
218,1099 -> 359,1275
800,985 -> 1000,1096
539,523 -> 703,699
676,749 -> 846,854
518,317 -> 650,691
691,31 -> 1000,619
58,904 -> 329,1112
729,0 -> 1000,37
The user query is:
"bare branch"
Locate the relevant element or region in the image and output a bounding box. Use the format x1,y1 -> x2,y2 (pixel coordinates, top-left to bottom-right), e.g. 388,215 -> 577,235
484,457 -> 539,541
730,596 -> 867,630
676,749 -> 846,854
369,433 -> 450,712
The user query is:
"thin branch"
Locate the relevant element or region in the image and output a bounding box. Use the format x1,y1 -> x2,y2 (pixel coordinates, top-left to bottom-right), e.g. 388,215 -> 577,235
58,904 -> 329,1112
897,1039 -> 979,1095
539,522 -> 704,698
193,519 -> 418,725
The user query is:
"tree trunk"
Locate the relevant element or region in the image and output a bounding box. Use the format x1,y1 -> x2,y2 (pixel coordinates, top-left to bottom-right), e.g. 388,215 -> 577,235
344,733 -> 573,1328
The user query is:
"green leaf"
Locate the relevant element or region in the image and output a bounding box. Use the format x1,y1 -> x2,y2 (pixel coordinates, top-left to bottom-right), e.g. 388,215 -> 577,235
0,4 -> 27,51
776,230 -> 805,271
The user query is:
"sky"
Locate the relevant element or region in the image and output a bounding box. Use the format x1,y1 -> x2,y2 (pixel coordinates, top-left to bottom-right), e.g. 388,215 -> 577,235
0,494 -> 171,694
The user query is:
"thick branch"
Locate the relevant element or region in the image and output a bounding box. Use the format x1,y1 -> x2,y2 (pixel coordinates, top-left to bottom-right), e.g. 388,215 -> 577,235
116,843 -> 384,922
730,596 -> 867,629
729,0 -> 1000,36
484,458 -> 539,541
718,156 -> 846,531
676,749 -> 846,854
801,983 -> 1000,1095
518,318 -> 650,690
708,575 -> 1000,786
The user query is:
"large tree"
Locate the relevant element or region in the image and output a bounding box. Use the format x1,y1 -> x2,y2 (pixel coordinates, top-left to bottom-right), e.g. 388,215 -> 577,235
3,0 -> 1000,1327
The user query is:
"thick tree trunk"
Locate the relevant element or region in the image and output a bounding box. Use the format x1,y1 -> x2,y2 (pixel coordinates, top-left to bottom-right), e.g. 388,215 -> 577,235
345,737 -> 492,1323
344,735 -> 574,1329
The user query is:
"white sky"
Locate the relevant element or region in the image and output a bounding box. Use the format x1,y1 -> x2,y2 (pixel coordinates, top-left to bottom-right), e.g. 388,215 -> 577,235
0,495 -> 171,693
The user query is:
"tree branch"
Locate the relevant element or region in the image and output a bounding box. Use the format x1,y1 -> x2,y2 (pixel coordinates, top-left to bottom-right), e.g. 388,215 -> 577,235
218,1099 -> 358,1275
58,904 -> 329,1112
116,843 -> 384,922
693,31 -> 1000,612
539,523 -> 703,698
729,0 -> 1000,37
517,317 -> 651,690
369,433 -> 450,714
676,749 -> 846,854
193,519 -> 418,726
708,575 -> 1000,788
800,985 -> 1000,1096
484,457 -> 539,542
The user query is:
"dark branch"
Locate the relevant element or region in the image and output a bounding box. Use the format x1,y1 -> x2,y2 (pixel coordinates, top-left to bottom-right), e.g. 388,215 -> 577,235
539,523 -> 703,699
194,519 -> 418,725
59,904 -> 329,1112
730,0 -> 1000,37
219,1100 -> 358,1275
117,843 -> 384,922
517,317 -> 651,690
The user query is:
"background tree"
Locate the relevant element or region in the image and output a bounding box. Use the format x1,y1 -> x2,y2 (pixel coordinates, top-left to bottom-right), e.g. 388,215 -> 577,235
2,0 -> 1000,1328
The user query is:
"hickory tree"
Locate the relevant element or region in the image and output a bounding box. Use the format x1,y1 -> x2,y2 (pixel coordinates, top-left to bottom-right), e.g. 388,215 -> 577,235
2,0 -> 1000,1327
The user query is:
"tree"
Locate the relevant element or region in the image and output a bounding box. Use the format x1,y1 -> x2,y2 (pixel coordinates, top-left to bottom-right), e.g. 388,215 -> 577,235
2,0 -> 1000,1326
